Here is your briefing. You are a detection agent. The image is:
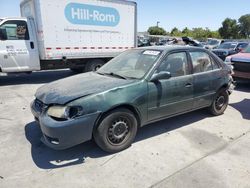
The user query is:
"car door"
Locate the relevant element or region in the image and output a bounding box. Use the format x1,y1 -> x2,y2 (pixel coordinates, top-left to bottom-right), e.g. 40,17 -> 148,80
0,19 -> 40,72
147,51 -> 194,121
189,50 -> 219,109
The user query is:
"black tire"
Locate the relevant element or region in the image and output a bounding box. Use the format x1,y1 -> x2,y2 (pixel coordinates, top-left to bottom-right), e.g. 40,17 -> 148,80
209,89 -> 229,116
85,59 -> 105,72
93,108 -> 138,153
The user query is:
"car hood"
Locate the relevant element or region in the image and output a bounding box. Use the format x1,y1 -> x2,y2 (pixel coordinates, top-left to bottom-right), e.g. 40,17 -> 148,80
229,52 -> 250,63
35,72 -> 136,105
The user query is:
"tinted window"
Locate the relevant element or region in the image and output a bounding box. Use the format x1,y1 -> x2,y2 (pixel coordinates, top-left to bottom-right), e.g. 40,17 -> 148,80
0,20 -> 29,40
237,43 -> 248,49
157,52 -> 189,77
218,43 -> 237,49
190,51 -> 213,73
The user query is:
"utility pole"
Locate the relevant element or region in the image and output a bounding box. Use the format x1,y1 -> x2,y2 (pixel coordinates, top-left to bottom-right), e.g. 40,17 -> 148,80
157,21 -> 160,27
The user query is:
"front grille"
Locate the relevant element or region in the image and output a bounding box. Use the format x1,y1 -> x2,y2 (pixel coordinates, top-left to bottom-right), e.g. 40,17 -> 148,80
232,61 -> 250,72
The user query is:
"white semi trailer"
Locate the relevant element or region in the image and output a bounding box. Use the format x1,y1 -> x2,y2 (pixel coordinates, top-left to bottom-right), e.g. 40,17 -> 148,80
0,0 -> 137,73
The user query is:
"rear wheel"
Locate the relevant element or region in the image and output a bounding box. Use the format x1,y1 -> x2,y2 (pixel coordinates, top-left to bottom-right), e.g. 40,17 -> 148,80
85,59 -> 105,72
93,108 -> 138,153
209,89 -> 229,116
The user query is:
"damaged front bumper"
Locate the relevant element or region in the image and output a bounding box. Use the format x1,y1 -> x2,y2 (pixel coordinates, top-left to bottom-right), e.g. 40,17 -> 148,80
227,76 -> 236,95
30,100 -> 101,150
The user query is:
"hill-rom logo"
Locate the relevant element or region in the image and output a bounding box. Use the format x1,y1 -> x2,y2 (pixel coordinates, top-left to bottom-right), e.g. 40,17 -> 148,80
65,3 -> 120,27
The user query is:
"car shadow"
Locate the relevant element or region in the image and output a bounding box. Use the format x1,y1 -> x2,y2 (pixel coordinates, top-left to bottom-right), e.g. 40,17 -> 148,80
229,98 -> 250,120
25,110 -> 209,169
0,69 -> 75,86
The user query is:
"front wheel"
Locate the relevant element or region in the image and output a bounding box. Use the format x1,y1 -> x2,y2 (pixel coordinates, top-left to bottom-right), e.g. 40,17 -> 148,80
209,89 -> 229,116
93,108 -> 138,153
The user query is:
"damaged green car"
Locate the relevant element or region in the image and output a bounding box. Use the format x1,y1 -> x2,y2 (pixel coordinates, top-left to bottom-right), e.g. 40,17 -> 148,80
31,46 -> 234,153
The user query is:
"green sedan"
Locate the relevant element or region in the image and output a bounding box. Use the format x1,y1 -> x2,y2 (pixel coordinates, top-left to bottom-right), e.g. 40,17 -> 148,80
31,46 -> 234,153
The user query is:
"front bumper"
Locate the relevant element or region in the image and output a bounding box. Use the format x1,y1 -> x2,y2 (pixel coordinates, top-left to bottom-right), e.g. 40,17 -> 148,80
31,101 -> 101,150
227,76 -> 236,95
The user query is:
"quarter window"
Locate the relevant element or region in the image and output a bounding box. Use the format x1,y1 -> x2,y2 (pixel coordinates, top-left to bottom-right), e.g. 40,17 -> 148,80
157,52 -> 189,77
210,56 -> 220,69
0,20 -> 29,40
190,51 -> 213,73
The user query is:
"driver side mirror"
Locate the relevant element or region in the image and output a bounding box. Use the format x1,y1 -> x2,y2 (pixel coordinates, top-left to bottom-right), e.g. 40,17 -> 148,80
0,28 -> 7,40
150,71 -> 171,82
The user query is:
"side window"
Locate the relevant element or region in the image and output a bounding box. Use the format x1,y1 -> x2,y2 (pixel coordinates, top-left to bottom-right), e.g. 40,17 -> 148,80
0,20 -> 29,40
190,51 -> 213,73
237,43 -> 248,49
157,52 -> 189,77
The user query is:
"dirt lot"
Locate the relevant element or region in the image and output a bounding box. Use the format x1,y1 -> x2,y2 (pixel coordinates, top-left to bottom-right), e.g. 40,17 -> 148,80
0,70 -> 250,188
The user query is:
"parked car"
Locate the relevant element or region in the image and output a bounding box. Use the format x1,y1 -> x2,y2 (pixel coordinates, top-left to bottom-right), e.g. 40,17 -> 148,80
225,44 -> 250,80
138,39 -> 151,47
205,39 -> 222,49
212,42 -> 249,60
155,39 -> 168,46
31,46 -> 234,153
182,37 -> 204,47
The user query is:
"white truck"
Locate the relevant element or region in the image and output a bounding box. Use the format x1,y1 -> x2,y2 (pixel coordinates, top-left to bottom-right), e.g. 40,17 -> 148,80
0,0 -> 137,73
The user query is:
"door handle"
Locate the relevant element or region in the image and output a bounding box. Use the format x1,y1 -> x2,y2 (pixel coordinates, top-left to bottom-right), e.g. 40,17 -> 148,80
30,41 -> 34,49
185,83 -> 192,88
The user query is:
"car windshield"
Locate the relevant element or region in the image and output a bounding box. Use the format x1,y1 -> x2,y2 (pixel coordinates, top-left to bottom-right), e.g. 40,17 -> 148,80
242,45 -> 250,53
97,49 -> 162,79
207,40 -> 220,45
218,43 -> 237,49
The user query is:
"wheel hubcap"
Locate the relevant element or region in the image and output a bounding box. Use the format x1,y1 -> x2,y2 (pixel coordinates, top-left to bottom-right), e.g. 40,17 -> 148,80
215,95 -> 225,110
108,119 -> 129,144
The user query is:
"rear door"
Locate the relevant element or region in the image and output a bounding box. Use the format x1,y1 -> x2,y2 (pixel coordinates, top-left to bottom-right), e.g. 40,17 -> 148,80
147,51 -> 194,121
0,19 -> 40,72
188,50 -> 220,109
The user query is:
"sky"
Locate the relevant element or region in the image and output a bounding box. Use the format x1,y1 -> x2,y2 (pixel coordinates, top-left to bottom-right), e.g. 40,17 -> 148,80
0,0 -> 249,32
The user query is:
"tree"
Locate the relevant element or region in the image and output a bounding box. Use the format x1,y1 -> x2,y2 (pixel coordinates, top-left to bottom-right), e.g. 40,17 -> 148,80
147,26 -> 167,35
182,27 -> 191,36
170,27 -> 182,36
238,14 -> 250,38
191,27 -> 208,39
218,18 -> 239,39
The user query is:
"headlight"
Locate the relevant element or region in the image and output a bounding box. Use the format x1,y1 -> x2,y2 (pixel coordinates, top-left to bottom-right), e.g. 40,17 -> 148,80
223,51 -> 228,56
47,105 -> 83,120
224,57 -> 232,63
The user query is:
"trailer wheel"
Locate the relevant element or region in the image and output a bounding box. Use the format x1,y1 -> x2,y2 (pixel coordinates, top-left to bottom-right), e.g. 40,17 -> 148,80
85,59 -> 105,72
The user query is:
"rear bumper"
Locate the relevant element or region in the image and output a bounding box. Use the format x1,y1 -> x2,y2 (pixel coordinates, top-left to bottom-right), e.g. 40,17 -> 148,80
31,101 -> 101,150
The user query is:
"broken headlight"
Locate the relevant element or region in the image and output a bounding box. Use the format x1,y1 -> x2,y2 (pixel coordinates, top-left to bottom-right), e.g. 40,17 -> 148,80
47,106 -> 83,120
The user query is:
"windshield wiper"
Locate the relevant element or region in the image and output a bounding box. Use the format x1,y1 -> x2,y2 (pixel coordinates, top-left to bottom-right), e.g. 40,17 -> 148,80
97,72 -> 127,80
